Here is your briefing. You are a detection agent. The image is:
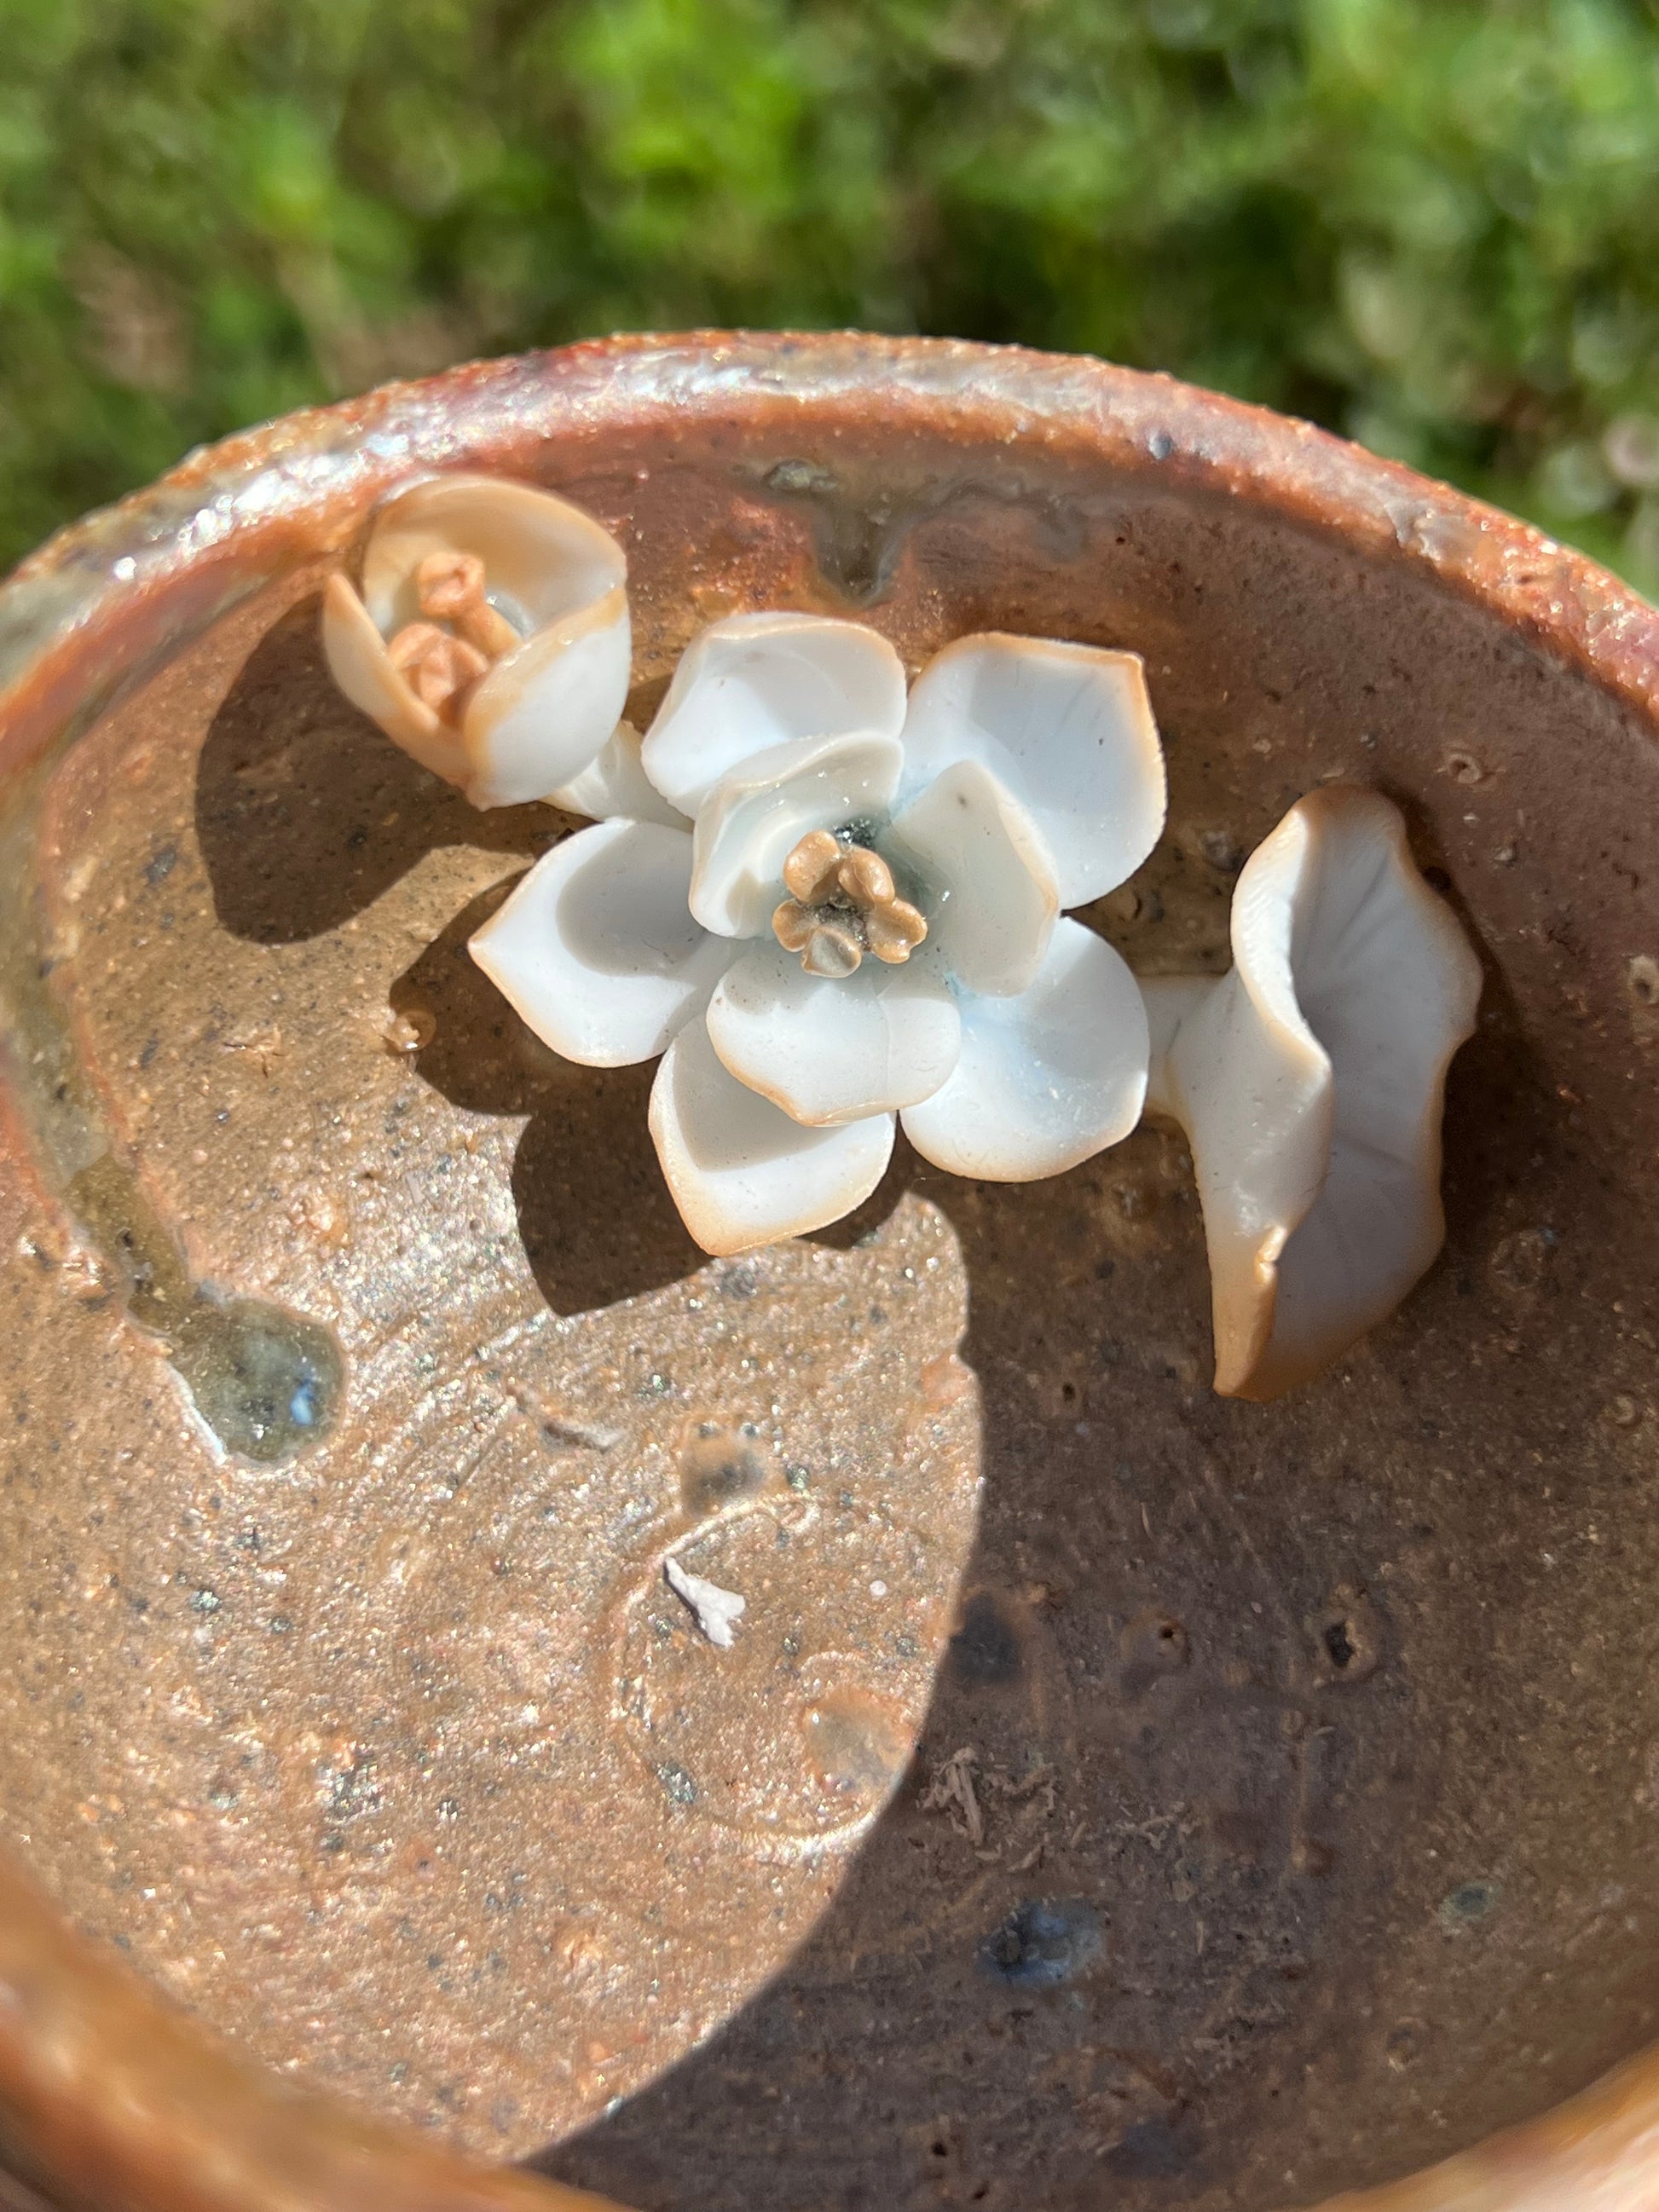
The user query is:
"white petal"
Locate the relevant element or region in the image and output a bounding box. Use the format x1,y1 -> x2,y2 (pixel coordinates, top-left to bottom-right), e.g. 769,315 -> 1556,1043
361,472 -> 626,636
460,587 -> 632,808
708,944 -> 962,1127
691,732 -> 904,939
1158,787 -> 1483,1400
550,719 -> 689,828
642,612 -> 907,817
902,921 -> 1148,1181
469,821 -> 729,1066
899,633 -> 1167,906
887,759 -> 1058,996
650,1018 -> 895,1255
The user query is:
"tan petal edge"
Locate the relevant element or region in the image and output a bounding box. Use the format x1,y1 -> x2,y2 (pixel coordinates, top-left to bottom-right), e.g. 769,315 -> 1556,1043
319,571 -> 467,786
459,585 -> 631,808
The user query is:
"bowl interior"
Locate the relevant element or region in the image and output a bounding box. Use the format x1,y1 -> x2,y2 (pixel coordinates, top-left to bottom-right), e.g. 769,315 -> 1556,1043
1,348 -> 1656,2212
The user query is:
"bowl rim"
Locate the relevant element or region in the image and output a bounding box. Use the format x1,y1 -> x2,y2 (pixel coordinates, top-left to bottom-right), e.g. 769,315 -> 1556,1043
0,328 -> 1656,2212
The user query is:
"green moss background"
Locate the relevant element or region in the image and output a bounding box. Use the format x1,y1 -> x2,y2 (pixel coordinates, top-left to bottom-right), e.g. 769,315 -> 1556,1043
3,0 -> 1657,591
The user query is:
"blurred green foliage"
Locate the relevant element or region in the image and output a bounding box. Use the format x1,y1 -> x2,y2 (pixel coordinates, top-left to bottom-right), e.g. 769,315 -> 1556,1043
2,0 -> 1657,589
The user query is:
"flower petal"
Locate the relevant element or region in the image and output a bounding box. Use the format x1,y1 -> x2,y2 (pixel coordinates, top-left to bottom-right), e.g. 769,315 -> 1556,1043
901,921 -> 1148,1181
708,944 -> 962,1126
343,474 -> 632,810
899,633 -> 1166,907
361,473 -> 626,636
460,586 -> 632,808
321,573 -> 467,786
642,612 -> 907,817
469,821 -> 729,1066
887,758 -> 1058,996
691,732 -> 904,939
650,1018 -> 895,1254
550,719 -> 689,828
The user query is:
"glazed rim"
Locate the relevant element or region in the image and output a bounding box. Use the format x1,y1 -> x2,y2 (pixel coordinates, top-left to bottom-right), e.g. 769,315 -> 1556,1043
0,332 -> 1656,2212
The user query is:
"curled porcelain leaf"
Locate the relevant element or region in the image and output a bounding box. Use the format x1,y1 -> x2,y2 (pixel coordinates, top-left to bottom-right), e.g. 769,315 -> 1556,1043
1144,787 -> 1482,1401
322,472 -> 629,809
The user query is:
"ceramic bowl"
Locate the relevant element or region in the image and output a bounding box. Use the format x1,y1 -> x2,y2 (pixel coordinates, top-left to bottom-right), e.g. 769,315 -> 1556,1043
0,334 -> 1656,2212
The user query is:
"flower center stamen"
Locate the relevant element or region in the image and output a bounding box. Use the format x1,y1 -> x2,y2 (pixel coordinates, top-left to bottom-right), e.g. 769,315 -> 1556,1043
385,548 -> 522,725
772,829 -> 928,979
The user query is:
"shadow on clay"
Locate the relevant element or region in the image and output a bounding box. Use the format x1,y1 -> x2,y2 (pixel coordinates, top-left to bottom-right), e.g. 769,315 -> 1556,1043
193,592 -> 706,1312
194,592 -> 552,945
390,882 -> 708,1313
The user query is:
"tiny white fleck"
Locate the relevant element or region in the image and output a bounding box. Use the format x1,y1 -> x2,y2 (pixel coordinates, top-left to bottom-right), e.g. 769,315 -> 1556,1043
665,1556 -> 746,1649
113,556 -> 137,581
870,1580 -> 888,1598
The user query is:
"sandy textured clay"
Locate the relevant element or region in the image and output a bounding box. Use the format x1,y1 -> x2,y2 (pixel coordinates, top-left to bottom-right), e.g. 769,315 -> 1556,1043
0,577 -> 980,2161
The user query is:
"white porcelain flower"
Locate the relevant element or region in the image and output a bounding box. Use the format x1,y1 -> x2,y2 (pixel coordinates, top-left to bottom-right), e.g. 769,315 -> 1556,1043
471,612 -> 1168,1254
321,471 -> 630,809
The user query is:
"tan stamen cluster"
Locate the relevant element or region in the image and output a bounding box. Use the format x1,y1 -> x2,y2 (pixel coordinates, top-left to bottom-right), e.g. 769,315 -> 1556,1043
386,550 -> 520,725
772,829 -> 928,979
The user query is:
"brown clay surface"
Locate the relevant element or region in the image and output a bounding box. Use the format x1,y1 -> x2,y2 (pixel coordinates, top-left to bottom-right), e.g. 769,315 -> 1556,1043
0,338 -> 1655,2211
0,571 -> 981,2159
